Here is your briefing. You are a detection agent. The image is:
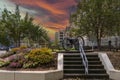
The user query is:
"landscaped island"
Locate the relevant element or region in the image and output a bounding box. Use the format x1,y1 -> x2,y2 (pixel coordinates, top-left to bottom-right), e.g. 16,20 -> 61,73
0,46 -> 56,71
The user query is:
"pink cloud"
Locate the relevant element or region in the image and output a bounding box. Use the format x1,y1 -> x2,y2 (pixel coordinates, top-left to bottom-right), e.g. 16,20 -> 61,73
10,0 -> 77,31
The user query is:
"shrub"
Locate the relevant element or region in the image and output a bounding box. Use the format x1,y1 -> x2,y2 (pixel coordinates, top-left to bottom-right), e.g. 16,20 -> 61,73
9,62 -> 22,68
11,46 -> 27,53
0,60 -> 10,67
25,48 -> 53,64
11,47 -> 20,54
5,56 -> 15,62
5,53 -> 25,68
0,47 -> 25,58
12,46 -> 29,55
20,45 -> 27,49
23,62 -> 38,68
0,60 -> 5,67
6,54 -> 21,62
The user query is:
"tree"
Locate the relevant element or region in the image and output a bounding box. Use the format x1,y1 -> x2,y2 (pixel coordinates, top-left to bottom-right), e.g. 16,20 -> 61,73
0,5 -> 49,47
71,0 -> 120,49
0,22 -> 11,47
1,6 -> 22,47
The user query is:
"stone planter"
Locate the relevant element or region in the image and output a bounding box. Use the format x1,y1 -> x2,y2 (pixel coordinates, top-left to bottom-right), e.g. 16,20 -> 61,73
0,53 -> 64,80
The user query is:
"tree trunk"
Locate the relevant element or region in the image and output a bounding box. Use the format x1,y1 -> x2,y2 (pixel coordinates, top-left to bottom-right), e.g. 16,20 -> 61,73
15,41 -> 18,47
18,32 -> 21,47
96,28 -> 101,50
97,38 -> 101,50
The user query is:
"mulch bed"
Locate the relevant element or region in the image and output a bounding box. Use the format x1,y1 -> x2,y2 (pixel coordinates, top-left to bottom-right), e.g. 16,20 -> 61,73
0,53 -> 57,71
0,66 -> 56,71
107,51 -> 120,70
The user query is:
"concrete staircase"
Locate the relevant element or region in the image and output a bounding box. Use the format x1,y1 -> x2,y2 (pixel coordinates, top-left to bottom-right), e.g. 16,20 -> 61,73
63,53 -> 110,80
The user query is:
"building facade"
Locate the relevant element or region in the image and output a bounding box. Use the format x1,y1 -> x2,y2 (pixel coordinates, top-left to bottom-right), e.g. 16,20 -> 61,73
55,30 -> 65,47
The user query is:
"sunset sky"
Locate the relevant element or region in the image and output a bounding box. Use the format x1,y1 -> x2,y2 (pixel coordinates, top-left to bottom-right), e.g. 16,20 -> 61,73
0,0 -> 78,39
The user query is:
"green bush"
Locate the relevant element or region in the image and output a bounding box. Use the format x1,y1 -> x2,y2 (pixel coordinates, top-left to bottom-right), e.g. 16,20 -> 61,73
11,47 -> 20,53
20,45 -> 27,49
23,62 -> 38,68
25,48 -> 53,64
0,60 -> 10,67
11,46 -> 27,54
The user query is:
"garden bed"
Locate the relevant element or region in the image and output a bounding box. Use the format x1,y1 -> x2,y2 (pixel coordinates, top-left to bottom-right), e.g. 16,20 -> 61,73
107,51 -> 120,70
0,65 -> 56,71
0,47 -> 57,71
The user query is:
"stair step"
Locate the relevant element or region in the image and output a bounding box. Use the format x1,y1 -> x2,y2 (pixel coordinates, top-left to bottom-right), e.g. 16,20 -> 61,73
64,57 -> 99,59
58,50 -> 93,53
63,53 -> 109,79
64,54 -> 98,57
64,65 -> 104,69
64,61 -> 101,65
62,78 -> 109,80
64,69 -> 106,74
64,74 -> 109,79
64,57 -> 100,61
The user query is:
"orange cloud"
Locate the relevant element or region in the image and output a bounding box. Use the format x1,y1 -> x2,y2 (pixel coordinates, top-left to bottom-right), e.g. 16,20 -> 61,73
10,0 -> 77,39
35,1 -> 66,15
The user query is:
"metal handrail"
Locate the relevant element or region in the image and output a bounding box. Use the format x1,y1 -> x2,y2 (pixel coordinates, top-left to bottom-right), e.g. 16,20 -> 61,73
78,40 -> 88,74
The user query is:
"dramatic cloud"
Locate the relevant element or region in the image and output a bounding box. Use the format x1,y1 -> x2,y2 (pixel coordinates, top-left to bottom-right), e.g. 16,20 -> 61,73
9,0 -> 77,31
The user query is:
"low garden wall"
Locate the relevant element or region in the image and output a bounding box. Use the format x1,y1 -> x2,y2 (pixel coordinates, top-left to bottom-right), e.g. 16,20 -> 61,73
98,53 -> 120,80
0,70 -> 63,80
0,53 -> 64,80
